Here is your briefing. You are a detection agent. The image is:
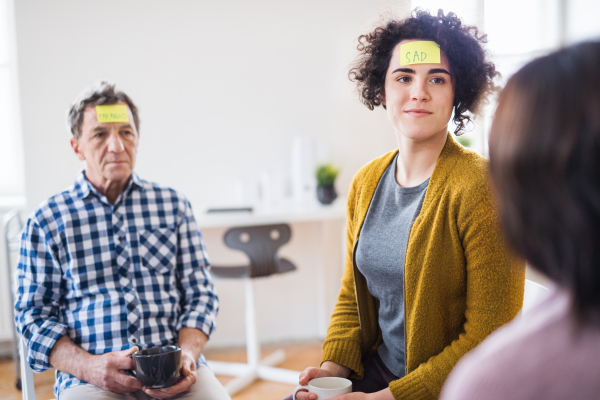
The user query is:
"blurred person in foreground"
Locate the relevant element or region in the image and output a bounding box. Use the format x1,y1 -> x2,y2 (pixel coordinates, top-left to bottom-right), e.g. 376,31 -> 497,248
441,41 -> 600,400
286,9 -> 525,400
14,81 -> 230,400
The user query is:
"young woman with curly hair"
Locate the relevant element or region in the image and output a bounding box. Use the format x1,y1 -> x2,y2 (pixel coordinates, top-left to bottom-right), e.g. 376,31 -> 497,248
284,9 -> 525,400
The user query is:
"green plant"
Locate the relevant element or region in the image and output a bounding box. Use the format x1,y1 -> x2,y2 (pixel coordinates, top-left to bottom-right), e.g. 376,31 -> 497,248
457,136 -> 471,148
315,163 -> 339,187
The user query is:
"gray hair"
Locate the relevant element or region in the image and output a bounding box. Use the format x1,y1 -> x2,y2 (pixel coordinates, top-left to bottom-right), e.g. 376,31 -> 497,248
67,81 -> 140,139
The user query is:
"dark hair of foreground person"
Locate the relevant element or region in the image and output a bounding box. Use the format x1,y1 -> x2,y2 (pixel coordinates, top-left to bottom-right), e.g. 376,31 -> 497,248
489,41 -> 600,322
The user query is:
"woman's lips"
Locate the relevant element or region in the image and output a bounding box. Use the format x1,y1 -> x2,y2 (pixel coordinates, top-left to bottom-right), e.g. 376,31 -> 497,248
405,109 -> 433,117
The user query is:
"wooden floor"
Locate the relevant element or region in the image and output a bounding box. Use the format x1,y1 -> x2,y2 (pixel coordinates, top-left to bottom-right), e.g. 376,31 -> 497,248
0,342 -> 322,400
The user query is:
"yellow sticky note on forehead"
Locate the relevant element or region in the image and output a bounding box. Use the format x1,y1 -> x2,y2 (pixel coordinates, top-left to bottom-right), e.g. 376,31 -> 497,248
95,105 -> 129,123
400,41 -> 441,66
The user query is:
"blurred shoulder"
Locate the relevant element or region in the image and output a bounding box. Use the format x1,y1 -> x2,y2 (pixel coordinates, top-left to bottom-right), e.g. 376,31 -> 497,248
441,289 -> 595,400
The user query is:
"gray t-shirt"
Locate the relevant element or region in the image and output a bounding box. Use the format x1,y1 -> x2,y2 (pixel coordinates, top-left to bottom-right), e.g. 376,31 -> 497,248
355,154 -> 429,377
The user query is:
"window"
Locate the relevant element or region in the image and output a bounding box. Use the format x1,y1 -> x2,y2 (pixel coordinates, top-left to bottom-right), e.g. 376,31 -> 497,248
0,0 -> 25,197
411,0 -> 564,156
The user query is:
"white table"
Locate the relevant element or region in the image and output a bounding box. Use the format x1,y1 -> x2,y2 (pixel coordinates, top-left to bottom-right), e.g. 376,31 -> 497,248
196,197 -> 346,229
197,197 -> 347,342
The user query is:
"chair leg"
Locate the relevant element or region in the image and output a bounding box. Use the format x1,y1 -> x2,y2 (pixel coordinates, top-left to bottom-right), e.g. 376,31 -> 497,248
245,280 -> 260,368
19,338 -> 36,400
222,370 -> 259,396
208,279 -> 302,396
257,365 -> 301,385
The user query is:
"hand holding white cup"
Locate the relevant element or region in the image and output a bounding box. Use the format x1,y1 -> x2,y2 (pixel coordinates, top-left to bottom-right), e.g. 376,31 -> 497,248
293,377 -> 352,400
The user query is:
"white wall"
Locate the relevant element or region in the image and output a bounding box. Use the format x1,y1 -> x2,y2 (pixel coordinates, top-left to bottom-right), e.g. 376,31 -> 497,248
15,0 -> 408,214
14,0 -> 406,347
15,0 -> 599,350
566,0 -> 600,44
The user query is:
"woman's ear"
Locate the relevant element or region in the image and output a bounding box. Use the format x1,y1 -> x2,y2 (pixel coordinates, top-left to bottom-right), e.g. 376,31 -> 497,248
379,90 -> 386,107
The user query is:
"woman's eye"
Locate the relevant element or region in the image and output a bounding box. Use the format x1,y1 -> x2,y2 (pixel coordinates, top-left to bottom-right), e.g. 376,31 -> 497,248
398,76 -> 411,83
431,77 -> 445,84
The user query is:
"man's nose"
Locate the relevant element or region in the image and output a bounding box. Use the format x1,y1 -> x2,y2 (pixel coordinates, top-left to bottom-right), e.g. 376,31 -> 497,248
107,131 -> 125,152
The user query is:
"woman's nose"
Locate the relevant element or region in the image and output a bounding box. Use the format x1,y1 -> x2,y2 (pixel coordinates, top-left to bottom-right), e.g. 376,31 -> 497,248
411,80 -> 430,101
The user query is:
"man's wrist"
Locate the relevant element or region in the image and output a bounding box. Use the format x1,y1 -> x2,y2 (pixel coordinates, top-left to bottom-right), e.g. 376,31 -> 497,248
76,352 -> 93,383
178,327 -> 207,363
49,335 -> 93,382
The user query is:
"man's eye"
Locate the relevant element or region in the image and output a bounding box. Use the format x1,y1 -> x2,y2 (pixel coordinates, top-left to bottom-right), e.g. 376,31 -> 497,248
95,132 -> 105,138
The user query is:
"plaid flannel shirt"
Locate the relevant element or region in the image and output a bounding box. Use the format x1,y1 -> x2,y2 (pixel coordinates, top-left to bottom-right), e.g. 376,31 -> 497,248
14,171 -> 219,396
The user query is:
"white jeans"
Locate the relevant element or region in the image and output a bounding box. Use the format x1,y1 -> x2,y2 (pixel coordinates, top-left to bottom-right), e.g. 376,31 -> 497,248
59,365 -> 230,400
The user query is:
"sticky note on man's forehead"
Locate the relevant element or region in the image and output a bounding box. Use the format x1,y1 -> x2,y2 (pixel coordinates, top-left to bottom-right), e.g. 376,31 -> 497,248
400,41 -> 441,66
95,105 -> 129,123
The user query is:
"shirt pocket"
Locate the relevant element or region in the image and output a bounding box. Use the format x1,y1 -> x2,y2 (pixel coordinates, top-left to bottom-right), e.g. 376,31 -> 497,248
138,228 -> 178,274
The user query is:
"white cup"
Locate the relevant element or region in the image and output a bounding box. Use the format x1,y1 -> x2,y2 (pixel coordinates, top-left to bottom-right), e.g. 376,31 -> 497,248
293,377 -> 352,400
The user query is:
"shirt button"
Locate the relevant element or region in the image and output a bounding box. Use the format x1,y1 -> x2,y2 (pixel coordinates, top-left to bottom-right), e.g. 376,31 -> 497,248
131,338 -> 137,344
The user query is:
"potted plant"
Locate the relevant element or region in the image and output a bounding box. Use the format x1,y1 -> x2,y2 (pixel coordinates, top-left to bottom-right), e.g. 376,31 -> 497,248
315,163 -> 339,205
457,136 -> 471,148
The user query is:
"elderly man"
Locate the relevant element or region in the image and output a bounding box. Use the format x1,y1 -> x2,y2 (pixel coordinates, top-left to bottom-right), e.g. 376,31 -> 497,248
15,82 -> 230,400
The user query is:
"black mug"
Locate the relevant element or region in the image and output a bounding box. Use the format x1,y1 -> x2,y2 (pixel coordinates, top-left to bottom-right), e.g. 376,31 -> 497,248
128,345 -> 183,389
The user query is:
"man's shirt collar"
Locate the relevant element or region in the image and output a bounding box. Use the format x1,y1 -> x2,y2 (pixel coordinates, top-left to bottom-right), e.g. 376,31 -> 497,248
73,170 -> 146,203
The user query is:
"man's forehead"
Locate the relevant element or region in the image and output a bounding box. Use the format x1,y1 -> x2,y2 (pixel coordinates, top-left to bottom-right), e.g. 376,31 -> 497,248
83,101 -> 130,122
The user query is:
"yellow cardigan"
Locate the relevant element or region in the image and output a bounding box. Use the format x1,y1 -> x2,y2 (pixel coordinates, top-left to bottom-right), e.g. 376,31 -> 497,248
321,135 -> 525,399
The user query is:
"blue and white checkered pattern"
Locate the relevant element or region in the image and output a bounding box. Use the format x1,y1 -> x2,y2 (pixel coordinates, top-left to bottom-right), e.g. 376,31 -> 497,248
14,171 -> 219,397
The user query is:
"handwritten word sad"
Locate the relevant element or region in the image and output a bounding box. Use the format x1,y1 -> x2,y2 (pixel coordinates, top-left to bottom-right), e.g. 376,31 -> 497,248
400,41 -> 441,66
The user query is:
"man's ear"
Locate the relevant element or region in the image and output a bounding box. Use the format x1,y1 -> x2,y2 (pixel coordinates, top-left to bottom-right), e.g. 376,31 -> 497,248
70,137 -> 86,161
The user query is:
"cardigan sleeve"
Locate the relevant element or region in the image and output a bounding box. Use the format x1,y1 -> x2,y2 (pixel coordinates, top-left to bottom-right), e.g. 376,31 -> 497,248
320,173 -> 365,378
389,178 -> 526,400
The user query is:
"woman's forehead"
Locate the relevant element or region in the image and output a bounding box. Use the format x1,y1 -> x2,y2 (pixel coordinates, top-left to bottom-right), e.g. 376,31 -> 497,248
390,39 -> 451,71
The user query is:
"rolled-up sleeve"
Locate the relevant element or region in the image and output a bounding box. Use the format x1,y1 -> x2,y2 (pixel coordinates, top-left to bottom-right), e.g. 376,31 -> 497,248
175,200 -> 219,338
14,218 -> 68,373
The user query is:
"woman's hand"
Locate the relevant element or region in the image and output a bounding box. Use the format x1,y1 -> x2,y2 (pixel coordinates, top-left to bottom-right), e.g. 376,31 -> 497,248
294,361 -> 352,400
299,366 -> 335,385
294,367 -> 335,400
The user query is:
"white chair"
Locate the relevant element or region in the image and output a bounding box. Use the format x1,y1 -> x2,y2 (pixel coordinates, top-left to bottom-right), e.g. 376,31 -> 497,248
521,279 -> 550,317
4,210 -> 25,391
6,209 -> 37,400
208,224 -> 301,396
19,337 -> 36,400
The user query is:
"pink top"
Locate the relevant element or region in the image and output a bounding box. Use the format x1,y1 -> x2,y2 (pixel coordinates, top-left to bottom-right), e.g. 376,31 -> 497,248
441,287 -> 600,400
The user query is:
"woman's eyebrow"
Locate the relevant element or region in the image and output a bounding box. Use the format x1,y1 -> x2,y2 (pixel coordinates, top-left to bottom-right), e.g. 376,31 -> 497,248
390,67 -> 451,75
391,67 -> 415,74
429,68 -> 451,75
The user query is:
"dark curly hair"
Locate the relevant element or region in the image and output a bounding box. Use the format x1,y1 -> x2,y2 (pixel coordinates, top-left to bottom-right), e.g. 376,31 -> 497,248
349,9 -> 498,135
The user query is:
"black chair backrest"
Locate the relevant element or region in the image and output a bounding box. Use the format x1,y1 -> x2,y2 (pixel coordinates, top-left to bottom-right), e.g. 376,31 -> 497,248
223,224 -> 292,278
